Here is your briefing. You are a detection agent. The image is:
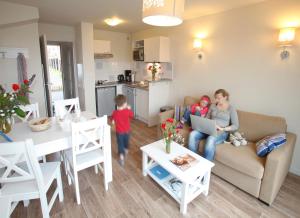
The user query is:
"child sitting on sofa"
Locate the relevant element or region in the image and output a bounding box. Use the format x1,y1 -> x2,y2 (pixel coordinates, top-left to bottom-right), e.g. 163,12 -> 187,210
177,95 -> 211,128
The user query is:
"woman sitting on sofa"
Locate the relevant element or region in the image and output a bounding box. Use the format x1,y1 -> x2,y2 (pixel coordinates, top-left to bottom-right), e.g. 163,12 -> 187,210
188,89 -> 239,161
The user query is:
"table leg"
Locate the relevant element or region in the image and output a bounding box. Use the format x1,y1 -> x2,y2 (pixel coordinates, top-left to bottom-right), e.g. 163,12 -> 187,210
180,182 -> 189,214
142,152 -> 148,177
203,169 -> 211,196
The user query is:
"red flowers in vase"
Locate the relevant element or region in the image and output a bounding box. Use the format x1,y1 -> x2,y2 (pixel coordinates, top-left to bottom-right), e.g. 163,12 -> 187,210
0,81 -> 32,128
161,118 -> 179,153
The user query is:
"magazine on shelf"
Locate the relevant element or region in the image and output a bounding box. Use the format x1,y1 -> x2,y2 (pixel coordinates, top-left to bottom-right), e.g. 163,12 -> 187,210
164,176 -> 203,198
170,154 -> 198,171
164,177 -> 183,198
149,164 -> 170,180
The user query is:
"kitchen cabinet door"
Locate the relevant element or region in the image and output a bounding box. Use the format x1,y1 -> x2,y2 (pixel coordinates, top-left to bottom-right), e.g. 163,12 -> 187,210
144,37 -> 170,62
135,89 -> 149,123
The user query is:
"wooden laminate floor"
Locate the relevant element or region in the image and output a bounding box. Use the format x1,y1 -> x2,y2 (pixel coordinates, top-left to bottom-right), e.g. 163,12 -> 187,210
11,119 -> 300,218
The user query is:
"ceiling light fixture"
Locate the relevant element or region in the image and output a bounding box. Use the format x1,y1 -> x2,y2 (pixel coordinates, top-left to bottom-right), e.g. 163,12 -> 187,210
142,0 -> 185,27
104,17 -> 123,26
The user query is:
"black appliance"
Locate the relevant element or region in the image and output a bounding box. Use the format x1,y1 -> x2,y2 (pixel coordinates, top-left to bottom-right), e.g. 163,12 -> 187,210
125,70 -> 132,82
117,74 -> 125,83
96,80 -> 108,85
133,48 -> 144,61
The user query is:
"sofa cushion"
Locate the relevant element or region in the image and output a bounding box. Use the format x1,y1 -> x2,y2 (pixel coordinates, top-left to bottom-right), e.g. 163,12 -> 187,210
238,110 -> 287,142
256,133 -> 287,157
215,143 -> 266,179
184,96 -> 199,106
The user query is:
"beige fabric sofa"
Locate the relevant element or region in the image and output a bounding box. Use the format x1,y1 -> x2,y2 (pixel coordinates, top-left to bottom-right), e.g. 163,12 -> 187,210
158,96 -> 296,205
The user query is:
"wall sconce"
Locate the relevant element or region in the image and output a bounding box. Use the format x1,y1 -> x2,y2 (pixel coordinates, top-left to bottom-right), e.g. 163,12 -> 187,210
278,27 -> 296,59
193,38 -> 203,59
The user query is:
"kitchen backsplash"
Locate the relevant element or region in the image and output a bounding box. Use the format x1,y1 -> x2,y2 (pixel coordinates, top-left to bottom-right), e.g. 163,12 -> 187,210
95,59 -> 131,81
95,59 -> 173,82
133,62 -> 173,81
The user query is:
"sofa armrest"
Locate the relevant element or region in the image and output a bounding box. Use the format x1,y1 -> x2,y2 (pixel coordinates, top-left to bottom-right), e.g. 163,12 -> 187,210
158,109 -> 175,124
259,132 -> 296,205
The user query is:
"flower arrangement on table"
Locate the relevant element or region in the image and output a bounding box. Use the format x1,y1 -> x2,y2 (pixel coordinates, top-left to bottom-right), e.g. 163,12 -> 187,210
0,80 -> 31,133
147,62 -> 161,81
161,118 -> 183,153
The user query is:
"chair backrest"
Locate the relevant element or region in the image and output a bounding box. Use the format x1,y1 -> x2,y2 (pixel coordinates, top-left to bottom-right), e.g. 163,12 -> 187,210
54,97 -> 80,119
0,139 -> 44,189
20,103 -> 40,122
71,116 -> 108,158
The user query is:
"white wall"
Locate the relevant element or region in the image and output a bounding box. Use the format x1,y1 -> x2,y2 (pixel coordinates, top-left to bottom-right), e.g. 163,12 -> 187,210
0,2 -> 45,116
93,29 -> 131,81
75,22 -> 96,114
38,23 -> 75,42
0,1 -> 38,27
132,0 -> 300,175
0,23 -> 46,116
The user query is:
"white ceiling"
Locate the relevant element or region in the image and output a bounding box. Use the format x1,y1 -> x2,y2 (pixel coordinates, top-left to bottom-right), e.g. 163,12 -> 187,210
2,0 -> 266,32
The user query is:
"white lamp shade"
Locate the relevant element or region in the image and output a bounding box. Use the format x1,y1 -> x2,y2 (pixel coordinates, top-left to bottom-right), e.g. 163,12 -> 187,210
278,27 -> 296,46
142,0 -> 185,26
193,39 -> 203,49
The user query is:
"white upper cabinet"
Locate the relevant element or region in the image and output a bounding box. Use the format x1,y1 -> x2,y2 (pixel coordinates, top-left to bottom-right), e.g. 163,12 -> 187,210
94,40 -> 111,54
144,36 -> 170,62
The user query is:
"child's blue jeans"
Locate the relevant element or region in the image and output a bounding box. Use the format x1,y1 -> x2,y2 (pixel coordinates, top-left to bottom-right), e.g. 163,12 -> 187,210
116,132 -> 130,155
182,108 -> 201,126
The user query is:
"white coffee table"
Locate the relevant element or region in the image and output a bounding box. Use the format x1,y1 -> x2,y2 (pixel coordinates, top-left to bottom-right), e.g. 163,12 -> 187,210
141,140 -> 214,214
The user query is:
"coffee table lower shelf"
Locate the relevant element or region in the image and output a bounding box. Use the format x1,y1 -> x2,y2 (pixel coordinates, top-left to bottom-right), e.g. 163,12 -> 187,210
146,163 -> 206,213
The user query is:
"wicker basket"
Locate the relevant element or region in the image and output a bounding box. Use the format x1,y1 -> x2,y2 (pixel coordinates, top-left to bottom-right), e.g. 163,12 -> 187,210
28,117 -> 51,132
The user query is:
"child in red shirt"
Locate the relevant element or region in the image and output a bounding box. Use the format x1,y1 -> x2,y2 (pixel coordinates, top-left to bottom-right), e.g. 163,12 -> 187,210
178,95 -> 211,128
111,95 -> 134,166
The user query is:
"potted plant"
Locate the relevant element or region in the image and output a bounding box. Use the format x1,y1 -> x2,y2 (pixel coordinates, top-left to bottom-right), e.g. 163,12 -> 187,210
0,80 -> 31,133
161,118 -> 179,153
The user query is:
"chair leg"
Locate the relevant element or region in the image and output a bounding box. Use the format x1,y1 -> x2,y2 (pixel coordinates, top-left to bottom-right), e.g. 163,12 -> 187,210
42,156 -> 46,163
40,193 -> 50,218
60,151 -> 64,162
66,161 -> 72,185
74,172 -> 81,205
56,169 -> 64,202
94,165 -> 98,174
23,200 -> 30,207
103,164 -> 108,191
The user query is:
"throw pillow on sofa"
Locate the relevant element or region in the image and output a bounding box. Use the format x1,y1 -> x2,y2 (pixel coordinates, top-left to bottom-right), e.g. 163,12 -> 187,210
256,133 -> 287,157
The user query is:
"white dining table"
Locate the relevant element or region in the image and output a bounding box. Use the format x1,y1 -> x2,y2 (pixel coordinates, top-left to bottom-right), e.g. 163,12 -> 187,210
0,111 -> 113,203
0,111 -> 97,157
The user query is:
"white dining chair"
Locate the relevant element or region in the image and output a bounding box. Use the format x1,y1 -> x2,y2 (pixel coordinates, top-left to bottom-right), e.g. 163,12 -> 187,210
53,97 -> 80,165
65,116 -> 112,205
12,102 -> 39,124
11,103 -> 46,163
0,139 -> 64,218
19,103 -> 40,122
53,97 -> 80,119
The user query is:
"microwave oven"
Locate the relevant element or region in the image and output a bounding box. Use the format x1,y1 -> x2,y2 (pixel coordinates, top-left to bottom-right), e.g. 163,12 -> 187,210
133,48 -> 144,61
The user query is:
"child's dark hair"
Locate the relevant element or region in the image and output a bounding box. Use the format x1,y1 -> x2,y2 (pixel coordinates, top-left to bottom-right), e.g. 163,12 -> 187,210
115,94 -> 127,107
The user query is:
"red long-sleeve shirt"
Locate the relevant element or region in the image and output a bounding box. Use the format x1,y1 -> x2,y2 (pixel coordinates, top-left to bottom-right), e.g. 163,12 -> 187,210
190,103 -> 209,116
111,109 -> 134,133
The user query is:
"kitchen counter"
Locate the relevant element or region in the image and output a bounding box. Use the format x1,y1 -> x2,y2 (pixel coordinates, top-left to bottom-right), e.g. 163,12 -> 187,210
95,82 -> 149,91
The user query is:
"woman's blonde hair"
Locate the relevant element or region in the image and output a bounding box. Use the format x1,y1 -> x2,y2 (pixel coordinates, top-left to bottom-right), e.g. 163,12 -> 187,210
214,89 -> 229,100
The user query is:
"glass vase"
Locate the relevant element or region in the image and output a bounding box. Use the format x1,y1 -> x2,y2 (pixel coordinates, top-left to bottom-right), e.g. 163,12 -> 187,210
0,118 -> 12,134
165,139 -> 171,154
152,72 -> 156,81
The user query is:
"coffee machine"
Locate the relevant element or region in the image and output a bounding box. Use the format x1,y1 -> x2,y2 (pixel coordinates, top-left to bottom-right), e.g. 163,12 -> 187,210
125,70 -> 132,82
